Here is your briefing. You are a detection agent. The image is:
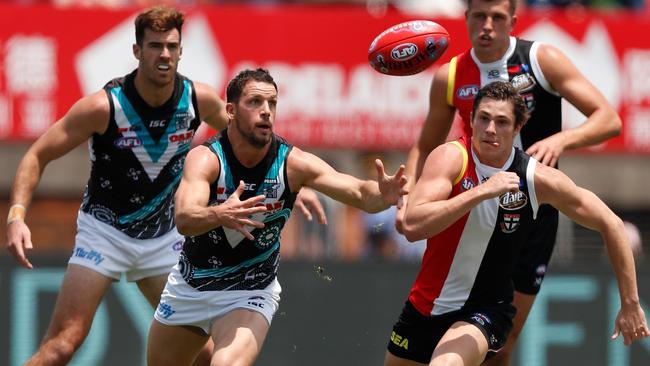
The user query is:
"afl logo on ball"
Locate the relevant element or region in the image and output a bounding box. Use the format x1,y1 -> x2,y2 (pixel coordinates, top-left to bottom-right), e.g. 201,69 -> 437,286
391,43 -> 418,61
499,191 -> 528,210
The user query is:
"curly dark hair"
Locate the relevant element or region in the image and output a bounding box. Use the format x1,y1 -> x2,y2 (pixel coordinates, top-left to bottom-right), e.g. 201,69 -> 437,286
472,81 -> 529,127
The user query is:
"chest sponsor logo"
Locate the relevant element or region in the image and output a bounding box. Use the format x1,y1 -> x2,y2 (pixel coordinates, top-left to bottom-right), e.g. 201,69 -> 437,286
391,43 -> 418,61
511,73 -> 536,92
487,69 -> 501,79
499,190 -> 528,210
461,177 -> 475,191
169,130 -> 194,144
500,213 -> 521,233
114,136 -> 142,149
457,84 -> 479,100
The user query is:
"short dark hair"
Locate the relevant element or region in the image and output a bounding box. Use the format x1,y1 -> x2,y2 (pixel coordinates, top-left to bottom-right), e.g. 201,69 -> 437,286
472,81 -> 529,127
134,6 -> 184,46
467,0 -> 517,16
226,68 -> 278,104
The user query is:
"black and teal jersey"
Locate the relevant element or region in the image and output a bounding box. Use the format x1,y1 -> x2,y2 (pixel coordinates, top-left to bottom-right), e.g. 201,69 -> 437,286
81,69 -> 201,239
180,131 -> 298,291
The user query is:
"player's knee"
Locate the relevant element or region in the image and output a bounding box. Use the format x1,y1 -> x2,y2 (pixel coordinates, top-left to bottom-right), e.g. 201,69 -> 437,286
430,352 -> 463,366
210,351 -> 253,366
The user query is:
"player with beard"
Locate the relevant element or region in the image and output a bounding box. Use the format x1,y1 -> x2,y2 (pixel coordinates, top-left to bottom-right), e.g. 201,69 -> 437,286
147,68 -> 409,366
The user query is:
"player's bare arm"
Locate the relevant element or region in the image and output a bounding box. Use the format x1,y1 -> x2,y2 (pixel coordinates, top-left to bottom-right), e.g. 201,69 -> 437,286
526,44 -> 621,166
174,146 -> 267,239
5,91 -> 110,269
402,143 -> 519,241
535,163 -> 649,345
194,81 -> 228,131
287,147 -> 407,214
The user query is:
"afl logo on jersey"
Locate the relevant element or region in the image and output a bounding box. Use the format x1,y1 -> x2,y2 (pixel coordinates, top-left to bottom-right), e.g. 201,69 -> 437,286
457,85 -> 479,100
499,191 -> 528,210
461,177 -> 475,191
114,136 -> 142,149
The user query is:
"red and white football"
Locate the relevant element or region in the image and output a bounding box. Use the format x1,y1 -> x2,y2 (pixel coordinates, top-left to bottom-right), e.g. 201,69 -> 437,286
368,20 -> 450,76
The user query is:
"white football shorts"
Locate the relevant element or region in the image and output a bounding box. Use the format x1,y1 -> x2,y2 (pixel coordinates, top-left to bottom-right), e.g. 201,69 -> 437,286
154,263 -> 282,334
68,211 -> 184,282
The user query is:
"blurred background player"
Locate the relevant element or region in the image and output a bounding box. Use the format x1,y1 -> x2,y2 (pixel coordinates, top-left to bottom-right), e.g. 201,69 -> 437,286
146,68 -> 408,366
386,81 -> 648,366
397,0 -> 623,364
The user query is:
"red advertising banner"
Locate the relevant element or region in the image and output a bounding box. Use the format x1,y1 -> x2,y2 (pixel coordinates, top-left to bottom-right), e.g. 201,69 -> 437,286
0,5 -> 649,152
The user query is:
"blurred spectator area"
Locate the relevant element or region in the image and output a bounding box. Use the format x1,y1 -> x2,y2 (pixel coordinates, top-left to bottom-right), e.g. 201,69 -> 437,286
8,0 -> 646,11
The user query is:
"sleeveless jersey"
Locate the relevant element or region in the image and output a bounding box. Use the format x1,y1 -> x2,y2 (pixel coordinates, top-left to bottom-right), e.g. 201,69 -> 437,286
179,131 -> 297,292
80,70 -> 201,239
408,136 -> 540,316
447,37 -> 562,152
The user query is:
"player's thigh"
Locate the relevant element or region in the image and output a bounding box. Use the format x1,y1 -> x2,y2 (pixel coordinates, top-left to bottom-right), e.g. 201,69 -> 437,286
136,273 -> 168,308
47,264 -> 113,335
148,319 -> 209,366
384,351 -> 428,366
430,321 -> 488,366
210,308 -> 270,363
509,291 -> 536,339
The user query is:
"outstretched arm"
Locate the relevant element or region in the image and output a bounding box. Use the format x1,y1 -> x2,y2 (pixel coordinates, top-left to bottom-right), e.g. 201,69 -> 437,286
402,143 -> 520,242
536,164 -> 648,345
174,146 -> 267,239
526,44 -> 621,166
287,147 -> 407,214
5,91 -> 109,269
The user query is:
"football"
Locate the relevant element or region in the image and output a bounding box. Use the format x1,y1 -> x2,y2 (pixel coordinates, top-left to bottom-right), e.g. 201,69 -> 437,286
368,20 -> 450,76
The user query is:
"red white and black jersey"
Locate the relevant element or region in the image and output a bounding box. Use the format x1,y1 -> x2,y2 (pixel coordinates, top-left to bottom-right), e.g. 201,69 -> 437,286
448,37 -> 562,152
408,137 -> 540,316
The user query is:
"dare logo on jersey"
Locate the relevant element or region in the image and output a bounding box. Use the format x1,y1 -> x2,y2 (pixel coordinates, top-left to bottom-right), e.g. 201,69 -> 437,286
511,73 -> 536,92
499,191 -> 528,210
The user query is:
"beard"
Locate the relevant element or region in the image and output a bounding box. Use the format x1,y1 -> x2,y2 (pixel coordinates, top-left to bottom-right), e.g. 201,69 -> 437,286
235,120 -> 272,149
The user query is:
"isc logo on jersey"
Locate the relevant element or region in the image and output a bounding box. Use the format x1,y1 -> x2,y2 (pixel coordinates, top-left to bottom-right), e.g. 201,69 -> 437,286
391,43 -> 418,61
499,191 -> 528,210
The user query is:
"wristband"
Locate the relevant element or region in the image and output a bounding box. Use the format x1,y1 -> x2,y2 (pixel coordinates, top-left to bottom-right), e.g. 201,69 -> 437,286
7,204 -> 26,224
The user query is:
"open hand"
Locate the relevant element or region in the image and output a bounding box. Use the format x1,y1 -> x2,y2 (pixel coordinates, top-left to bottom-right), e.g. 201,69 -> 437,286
220,181 -> 268,240
376,159 -> 409,206
295,187 -> 327,225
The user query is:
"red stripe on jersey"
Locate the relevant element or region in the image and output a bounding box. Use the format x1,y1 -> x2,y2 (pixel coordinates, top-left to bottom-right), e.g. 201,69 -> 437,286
408,137 -> 478,315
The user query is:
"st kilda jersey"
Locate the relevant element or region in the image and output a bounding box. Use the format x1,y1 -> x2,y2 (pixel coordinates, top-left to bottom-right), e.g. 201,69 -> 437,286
408,136 -> 540,316
179,131 -> 297,291
448,37 -> 562,153
81,70 -> 201,239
